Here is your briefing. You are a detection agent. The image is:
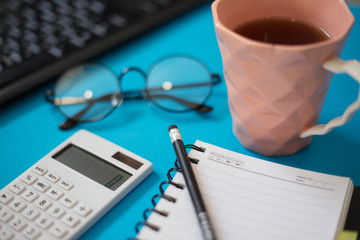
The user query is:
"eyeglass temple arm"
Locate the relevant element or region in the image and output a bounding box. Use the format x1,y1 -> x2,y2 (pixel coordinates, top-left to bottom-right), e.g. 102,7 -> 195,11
59,101 -> 95,130
46,90 -> 117,105
149,94 -> 213,112
56,93 -> 117,130
139,74 -> 221,93
121,90 -> 212,112
150,74 -> 221,90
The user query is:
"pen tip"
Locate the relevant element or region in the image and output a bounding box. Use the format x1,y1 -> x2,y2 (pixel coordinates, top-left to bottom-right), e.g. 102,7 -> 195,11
168,125 -> 178,132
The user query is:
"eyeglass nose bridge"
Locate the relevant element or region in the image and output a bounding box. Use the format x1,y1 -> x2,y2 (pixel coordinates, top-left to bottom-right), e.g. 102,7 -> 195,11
119,67 -> 147,78
119,67 -> 150,100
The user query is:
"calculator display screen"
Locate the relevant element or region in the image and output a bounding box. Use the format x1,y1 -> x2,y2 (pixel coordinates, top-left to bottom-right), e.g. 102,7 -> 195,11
52,144 -> 132,191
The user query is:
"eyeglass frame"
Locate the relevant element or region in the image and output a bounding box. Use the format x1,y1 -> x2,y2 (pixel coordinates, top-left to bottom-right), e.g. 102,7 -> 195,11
45,55 -> 221,130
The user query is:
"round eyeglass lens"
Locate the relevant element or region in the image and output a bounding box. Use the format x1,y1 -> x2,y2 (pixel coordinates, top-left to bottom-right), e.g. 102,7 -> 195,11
146,56 -> 212,112
54,64 -> 122,122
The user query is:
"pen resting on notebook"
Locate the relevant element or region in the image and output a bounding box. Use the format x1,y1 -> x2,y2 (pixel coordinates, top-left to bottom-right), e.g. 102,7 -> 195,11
168,125 -> 217,240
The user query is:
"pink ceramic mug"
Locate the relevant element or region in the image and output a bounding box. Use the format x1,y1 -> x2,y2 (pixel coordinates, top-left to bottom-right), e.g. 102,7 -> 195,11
212,0 -> 360,156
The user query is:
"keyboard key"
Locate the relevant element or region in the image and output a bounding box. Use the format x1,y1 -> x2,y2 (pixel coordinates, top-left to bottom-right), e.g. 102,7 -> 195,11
35,215 -> 53,229
9,51 -> 22,64
92,24 -> 108,37
40,11 -> 57,22
77,19 -> 94,30
45,172 -> 60,183
59,195 -> 77,208
33,180 -> 51,193
89,1 -> 106,14
48,205 -> 66,219
74,203 -> 92,217
46,188 -> 64,200
21,173 -> 38,185
37,1 -> 53,12
56,5 -> 73,15
61,213 -> 80,228
25,20 -> 40,31
22,206 -> 40,221
26,43 -> 41,55
21,189 -> 39,202
9,216 -> 27,231
9,199 -> 27,212
8,182 -> 26,195
69,37 -> 85,48
58,180 -> 74,191
0,227 -> 14,240
47,46 -> 63,58
0,191 -> 14,205
49,224 -> 68,238
22,225 -> 41,240
0,208 -> 14,223
137,0 -> 159,14
35,197 -> 52,210
22,7 -> 37,20
32,166 -> 48,176
108,14 -> 127,27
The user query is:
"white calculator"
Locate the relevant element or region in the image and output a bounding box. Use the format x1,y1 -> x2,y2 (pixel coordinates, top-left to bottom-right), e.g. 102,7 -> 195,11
0,130 -> 153,240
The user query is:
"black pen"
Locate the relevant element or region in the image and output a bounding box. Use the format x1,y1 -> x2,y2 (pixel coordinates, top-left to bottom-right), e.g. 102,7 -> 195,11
168,125 -> 217,240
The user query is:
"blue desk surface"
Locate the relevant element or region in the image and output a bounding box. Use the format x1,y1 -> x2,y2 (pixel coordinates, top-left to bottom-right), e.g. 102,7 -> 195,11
1,3 -> 360,239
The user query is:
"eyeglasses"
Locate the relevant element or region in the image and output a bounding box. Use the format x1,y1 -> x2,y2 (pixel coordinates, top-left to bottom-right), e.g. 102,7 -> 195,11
45,55 -> 221,130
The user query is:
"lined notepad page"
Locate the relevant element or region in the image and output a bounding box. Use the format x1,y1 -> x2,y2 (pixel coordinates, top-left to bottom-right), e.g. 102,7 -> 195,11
138,140 -> 353,240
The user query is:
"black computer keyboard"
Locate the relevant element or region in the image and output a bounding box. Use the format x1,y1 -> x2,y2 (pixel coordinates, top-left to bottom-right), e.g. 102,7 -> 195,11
0,0 -> 210,104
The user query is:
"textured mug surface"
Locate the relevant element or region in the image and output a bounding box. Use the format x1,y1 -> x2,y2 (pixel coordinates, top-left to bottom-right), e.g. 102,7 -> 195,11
212,0 -> 354,155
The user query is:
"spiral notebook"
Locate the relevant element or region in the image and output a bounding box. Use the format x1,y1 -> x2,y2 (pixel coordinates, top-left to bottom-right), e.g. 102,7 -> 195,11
135,140 -> 355,240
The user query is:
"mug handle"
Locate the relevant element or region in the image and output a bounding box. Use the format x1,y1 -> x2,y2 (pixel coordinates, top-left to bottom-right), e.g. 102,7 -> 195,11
300,57 -> 360,138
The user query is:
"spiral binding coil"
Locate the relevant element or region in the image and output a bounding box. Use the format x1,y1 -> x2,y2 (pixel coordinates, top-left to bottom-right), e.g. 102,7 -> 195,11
131,144 -> 205,239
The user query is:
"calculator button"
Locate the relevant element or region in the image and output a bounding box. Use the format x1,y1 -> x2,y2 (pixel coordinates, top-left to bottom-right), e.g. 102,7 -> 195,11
34,197 -> 52,210
0,191 -> 14,205
33,180 -> 51,193
9,199 -> 26,212
22,225 -> 41,240
46,188 -> 64,200
35,215 -> 53,229
49,224 -> 68,239
21,173 -> 38,185
74,203 -> 92,217
61,213 -> 80,228
45,172 -> 60,183
48,205 -> 66,219
0,227 -> 14,240
33,166 -> 47,176
0,208 -> 14,223
22,207 -> 40,221
9,216 -> 27,231
8,182 -> 26,195
21,189 -> 39,202
58,180 -> 74,191
59,195 -> 77,208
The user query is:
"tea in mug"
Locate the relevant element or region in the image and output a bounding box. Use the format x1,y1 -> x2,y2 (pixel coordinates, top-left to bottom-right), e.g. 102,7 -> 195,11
234,17 -> 331,45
